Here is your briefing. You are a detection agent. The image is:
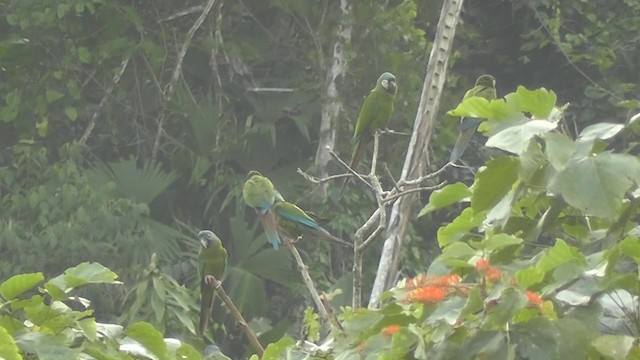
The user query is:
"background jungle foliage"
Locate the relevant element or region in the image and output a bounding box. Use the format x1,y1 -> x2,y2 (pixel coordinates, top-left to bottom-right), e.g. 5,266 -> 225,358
1,0 -> 639,359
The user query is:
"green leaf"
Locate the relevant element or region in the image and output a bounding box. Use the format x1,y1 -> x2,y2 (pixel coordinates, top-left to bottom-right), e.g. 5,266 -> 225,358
437,208 -> 484,247
481,233 -> 523,252
14,332 -> 81,360
64,106 -> 78,121
544,132 -> 575,170
512,317 -> 560,360
0,325 -> 20,360
536,239 -> 585,273
447,97 -> 494,118
592,335 -> 635,360
45,89 -> 64,103
577,123 -> 624,143
46,262 -> 119,298
549,153 -> 640,218
515,86 -> 557,119
78,318 -> 98,342
77,46 -> 92,63
175,343 -> 202,360
261,336 -> 296,360
471,157 -> 520,213
417,182 -> 470,217
0,273 -> 44,300
125,322 -> 168,360
486,120 -> 556,154
515,267 -> 545,289
518,140 -> 548,187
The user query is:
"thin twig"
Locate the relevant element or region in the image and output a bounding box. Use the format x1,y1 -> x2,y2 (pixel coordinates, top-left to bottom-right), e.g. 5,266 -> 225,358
207,276 -> 264,356
383,181 -> 447,204
151,0 -> 218,160
79,56 -> 131,145
159,5 -> 205,22
284,239 -> 334,332
297,168 -> 350,184
328,148 -> 374,190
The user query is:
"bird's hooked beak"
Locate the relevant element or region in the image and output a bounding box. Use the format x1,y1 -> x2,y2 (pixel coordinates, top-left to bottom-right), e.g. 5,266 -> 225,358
382,78 -> 396,94
200,237 -> 208,248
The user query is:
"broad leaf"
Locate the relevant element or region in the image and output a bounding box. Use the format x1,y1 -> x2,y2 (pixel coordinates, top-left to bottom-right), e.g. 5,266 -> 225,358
549,153 -> 640,218
124,322 -> 168,360
515,86 -> 557,119
577,123 -> 624,143
471,157 -> 520,213
592,335 -> 635,360
46,262 -> 119,299
486,120 -> 556,155
437,208 -> 484,247
0,325 -> 20,360
544,132 -> 575,170
0,273 -> 43,301
417,182 -> 470,217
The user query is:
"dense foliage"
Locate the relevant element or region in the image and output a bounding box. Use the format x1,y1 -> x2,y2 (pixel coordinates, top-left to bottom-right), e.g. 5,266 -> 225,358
1,0 -> 639,358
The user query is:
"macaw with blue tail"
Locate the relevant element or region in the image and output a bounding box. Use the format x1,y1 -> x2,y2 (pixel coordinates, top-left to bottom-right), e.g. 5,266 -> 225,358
242,170 -> 283,250
274,200 -> 353,248
449,74 -> 497,164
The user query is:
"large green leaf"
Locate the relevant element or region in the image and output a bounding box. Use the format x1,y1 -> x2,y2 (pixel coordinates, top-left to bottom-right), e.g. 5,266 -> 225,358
512,317 -> 560,360
417,182 -> 470,218
514,86 -> 557,119
437,208 -> 484,247
471,157 -> 520,213
124,322 -> 168,360
544,132 -> 575,170
486,120 -> 556,155
592,335 -> 635,360
14,332 -> 81,360
0,325 -> 20,360
45,262 -> 119,299
549,153 -> 640,218
0,273 -> 43,301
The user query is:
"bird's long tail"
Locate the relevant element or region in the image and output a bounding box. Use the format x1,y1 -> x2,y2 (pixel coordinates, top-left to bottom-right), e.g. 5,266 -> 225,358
198,287 -> 215,336
449,117 -> 482,164
338,136 -> 367,198
260,211 -> 282,250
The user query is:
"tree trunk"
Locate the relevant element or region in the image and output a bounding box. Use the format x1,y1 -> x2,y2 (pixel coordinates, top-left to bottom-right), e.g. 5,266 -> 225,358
368,0 -> 465,307
314,0 -> 352,197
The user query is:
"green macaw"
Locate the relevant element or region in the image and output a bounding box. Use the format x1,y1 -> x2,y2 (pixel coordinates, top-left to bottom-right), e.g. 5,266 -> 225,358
339,72 -> 397,196
197,230 -> 228,336
274,200 -> 353,248
242,170 -> 283,250
449,74 -> 497,164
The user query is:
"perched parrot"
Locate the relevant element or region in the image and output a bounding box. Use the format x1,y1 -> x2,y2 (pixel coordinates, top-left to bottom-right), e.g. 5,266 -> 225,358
197,230 -> 228,336
242,170 -> 283,250
274,200 -> 353,248
449,74 -> 497,164
339,72 -> 397,197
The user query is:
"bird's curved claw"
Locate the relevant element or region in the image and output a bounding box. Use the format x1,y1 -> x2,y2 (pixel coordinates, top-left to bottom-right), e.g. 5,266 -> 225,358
204,275 -> 221,288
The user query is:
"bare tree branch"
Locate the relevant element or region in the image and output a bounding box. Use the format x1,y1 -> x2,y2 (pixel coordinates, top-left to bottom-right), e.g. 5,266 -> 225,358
284,239 -> 336,332
79,56 -> 131,145
368,0 -> 466,308
206,276 -> 264,356
151,0 -> 218,160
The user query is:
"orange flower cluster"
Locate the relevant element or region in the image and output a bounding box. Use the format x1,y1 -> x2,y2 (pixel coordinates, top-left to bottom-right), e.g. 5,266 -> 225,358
404,273 -> 461,304
475,258 -> 502,283
381,324 -> 400,337
525,291 -> 543,307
